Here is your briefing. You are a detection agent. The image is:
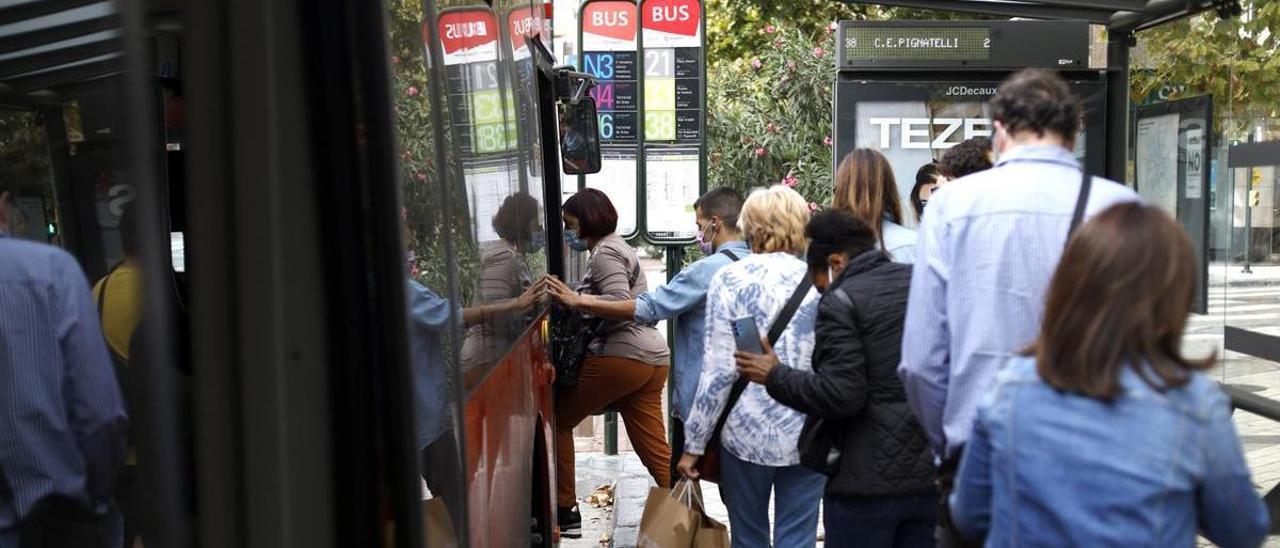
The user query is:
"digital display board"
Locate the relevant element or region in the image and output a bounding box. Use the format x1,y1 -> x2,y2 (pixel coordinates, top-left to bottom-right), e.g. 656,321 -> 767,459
642,0 -> 704,242
843,27 -> 990,62
581,0 -> 641,238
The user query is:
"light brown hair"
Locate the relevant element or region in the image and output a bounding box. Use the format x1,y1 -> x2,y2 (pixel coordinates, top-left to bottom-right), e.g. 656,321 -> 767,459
1030,202 -> 1211,400
833,149 -> 905,252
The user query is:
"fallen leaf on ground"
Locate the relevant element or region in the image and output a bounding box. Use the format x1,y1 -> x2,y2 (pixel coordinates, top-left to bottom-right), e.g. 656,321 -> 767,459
586,483 -> 615,508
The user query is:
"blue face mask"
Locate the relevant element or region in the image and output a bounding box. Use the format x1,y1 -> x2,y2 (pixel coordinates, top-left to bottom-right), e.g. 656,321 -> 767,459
564,228 -> 589,251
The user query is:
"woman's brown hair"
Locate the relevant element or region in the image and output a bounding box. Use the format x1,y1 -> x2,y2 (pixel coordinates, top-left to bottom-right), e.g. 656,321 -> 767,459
833,149 -> 906,253
1030,202 -> 1211,400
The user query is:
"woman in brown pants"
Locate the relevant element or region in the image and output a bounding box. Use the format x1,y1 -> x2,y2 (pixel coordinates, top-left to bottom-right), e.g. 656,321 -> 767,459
546,188 -> 671,539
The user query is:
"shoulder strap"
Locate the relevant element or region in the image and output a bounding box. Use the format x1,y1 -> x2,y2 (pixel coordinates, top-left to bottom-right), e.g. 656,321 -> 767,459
630,258 -> 641,285
711,277 -> 814,445
720,249 -> 740,262
1068,168 -> 1093,242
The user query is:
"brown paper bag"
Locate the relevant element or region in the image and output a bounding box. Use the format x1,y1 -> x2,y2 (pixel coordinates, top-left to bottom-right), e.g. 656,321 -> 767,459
693,514 -> 730,548
637,479 -> 702,548
423,498 -> 458,548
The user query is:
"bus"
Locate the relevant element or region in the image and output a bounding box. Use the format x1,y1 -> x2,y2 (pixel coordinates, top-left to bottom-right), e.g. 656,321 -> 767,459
0,0 -> 587,546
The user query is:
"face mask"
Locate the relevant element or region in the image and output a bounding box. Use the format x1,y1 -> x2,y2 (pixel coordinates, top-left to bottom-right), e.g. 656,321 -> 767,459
564,228 -> 589,252
695,221 -> 717,254
528,230 -> 547,252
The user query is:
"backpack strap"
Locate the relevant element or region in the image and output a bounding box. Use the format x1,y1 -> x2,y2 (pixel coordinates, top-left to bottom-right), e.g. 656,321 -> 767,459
711,277 -> 814,447
1068,168 -> 1093,243
721,249 -> 740,262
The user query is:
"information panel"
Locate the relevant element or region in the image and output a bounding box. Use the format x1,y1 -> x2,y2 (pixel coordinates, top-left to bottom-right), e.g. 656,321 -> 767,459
581,0 -> 639,237
437,7 -> 518,243
642,0 -> 703,242
1135,96 -> 1212,314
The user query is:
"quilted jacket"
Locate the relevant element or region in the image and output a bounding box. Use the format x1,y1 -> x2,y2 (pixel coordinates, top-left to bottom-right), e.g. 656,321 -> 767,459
765,250 -> 935,497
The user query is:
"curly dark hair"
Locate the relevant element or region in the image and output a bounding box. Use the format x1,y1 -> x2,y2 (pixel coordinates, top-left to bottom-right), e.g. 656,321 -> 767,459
804,209 -> 877,272
492,192 -> 540,245
938,137 -> 994,180
990,69 -> 1081,141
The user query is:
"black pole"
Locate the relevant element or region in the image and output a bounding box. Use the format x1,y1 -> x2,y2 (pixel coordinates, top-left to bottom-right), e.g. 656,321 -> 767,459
664,245 -> 684,445
1105,30 -> 1132,182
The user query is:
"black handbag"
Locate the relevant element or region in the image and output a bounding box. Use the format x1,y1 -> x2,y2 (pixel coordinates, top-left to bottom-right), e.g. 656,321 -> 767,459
549,259 -> 642,388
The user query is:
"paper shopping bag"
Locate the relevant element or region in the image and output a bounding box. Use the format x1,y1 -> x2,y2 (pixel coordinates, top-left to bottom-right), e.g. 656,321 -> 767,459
637,479 -> 702,548
693,514 -> 730,548
422,498 -> 458,548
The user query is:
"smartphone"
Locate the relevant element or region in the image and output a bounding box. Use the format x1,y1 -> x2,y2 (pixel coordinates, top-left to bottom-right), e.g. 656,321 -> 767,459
732,316 -> 764,354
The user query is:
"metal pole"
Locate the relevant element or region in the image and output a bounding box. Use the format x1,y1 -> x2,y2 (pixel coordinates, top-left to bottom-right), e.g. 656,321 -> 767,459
1105,30 -> 1132,182
665,245 -> 684,445
1244,131 -> 1256,274
604,412 -> 618,455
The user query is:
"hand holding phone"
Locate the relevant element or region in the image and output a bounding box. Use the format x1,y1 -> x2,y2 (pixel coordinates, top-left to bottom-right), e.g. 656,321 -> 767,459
732,316 -> 764,355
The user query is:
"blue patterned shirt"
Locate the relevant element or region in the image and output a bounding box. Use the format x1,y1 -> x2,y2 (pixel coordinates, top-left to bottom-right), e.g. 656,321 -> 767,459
0,235 -> 127,533
634,241 -> 750,420
683,252 -> 819,466
898,145 -> 1140,458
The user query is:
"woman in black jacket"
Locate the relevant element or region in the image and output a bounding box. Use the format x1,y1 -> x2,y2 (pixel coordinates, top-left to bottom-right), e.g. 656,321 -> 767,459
736,209 -> 936,548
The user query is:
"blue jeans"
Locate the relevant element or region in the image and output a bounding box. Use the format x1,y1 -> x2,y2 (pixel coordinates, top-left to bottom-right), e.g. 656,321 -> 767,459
823,491 -> 937,548
719,450 -> 826,548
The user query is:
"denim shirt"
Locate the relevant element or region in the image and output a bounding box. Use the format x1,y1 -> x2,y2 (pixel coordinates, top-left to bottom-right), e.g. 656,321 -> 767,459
407,280 -> 461,450
898,145 -> 1140,457
951,357 -> 1269,547
635,241 -> 750,420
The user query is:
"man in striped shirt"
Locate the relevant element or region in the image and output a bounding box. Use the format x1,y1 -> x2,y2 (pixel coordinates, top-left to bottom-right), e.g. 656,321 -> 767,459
0,179 -> 128,547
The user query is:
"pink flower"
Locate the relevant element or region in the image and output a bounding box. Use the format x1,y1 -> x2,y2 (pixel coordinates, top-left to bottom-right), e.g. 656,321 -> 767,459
786,61 -> 797,72
773,37 -> 784,48
827,22 -> 839,33
754,147 -> 767,158
765,123 -> 778,134
782,175 -> 798,188
763,25 -> 777,34
406,86 -> 420,97
392,55 -> 402,65
413,172 -> 427,182
401,150 -> 412,161
809,202 -> 821,212
823,135 -> 833,147
750,58 -> 762,70
813,47 -> 826,58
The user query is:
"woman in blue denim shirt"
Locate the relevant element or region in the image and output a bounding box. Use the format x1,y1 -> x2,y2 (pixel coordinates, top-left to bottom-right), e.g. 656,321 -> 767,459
950,203 -> 1269,547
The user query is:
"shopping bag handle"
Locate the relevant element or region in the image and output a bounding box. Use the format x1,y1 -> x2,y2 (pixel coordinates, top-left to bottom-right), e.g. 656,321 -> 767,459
672,478 -> 703,510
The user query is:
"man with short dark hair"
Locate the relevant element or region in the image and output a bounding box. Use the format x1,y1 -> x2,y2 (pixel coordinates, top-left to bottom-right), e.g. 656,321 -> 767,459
937,137 -> 993,181
549,186 -> 750,479
897,69 -> 1138,544
0,178 -> 129,548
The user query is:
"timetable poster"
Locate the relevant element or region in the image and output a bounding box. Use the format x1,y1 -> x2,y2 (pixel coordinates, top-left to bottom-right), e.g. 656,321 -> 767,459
437,8 -> 518,244
581,0 -> 640,237
642,0 -> 702,241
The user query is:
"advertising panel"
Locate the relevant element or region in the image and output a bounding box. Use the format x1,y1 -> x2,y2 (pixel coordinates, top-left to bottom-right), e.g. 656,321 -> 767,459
581,0 -> 640,237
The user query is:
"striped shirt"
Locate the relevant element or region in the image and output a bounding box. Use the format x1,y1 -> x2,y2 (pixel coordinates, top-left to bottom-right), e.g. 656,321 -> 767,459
897,145 -> 1140,458
683,252 -> 819,467
0,235 -> 127,533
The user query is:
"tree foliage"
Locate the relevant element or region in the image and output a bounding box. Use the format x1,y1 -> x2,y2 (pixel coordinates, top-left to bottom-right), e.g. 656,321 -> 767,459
707,25 -> 837,208
1130,1 -> 1280,139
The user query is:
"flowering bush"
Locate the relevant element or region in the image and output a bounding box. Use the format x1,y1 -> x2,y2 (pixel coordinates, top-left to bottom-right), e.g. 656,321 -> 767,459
707,24 -> 836,210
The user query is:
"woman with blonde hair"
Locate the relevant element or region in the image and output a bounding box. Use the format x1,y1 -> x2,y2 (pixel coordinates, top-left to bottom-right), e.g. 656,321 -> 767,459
833,148 -> 917,263
677,185 -> 826,548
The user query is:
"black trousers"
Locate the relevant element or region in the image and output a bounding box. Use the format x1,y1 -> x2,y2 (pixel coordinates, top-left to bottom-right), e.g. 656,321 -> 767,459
421,432 -> 465,538
668,416 -> 685,483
